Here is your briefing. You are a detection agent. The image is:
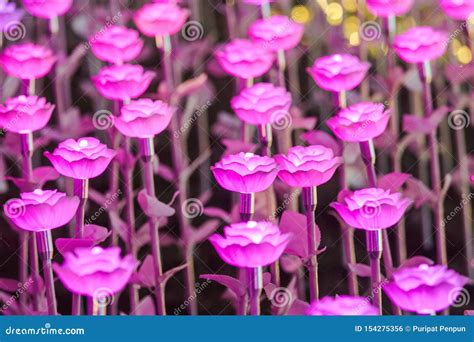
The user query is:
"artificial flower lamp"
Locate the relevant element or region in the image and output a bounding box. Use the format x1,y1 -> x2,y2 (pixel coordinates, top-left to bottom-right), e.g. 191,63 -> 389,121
21,0 -> 73,19
307,54 -> 370,105
209,221 -> 291,315
0,96 -> 54,134
91,64 -> 155,102
114,99 -> 174,139
45,137 -> 116,180
4,189 -> 79,315
211,152 -> 278,221
393,26 -> 448,64
384,264 -> 469,314
89,26 -> 144,65
0,43 -> 56,81
133,2 -> 189,38
331,188 -> 413,314
306,295 -> 379,316
54,246 -> 137,315
215,39 -> 275,81
439,0 -> 474,20
366,0 -> 414,17
248,15 -> 304,52
275,145 -> 341,301
326,102 -> 391,143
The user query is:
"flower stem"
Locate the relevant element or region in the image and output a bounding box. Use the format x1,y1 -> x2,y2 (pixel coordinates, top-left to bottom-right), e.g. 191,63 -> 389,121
72,178 -> 89,315
277,50 -> 286,88
417,62 -> 447,266
367,230 -> 382,315
302,186 -> 319,302
37,230 -> 57,315
247,267 -> 263,315
139,137 -> 166,315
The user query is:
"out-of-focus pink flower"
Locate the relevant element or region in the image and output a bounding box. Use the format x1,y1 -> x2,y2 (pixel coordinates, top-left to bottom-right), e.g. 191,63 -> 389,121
393,26 -> 448,64
91,64 -> 155,101
0,43 -> 56,80
248,15 -> 304,51
384,264 -> 469,314
331,188 -> 412,230
209,221 -> 291,268
306,295 -> 378,315
307,54 -> 370,92
211,152 -> 278,193
326,102 -> 391,142
230,83 -> 291,125
21,0 -> 72,19
366,0 -> 414,17
90,26 -> 144,65
215,39 -> 275,79
114,99 -> 174,138
4,189 -> 79,232
45,137 -> 116,180
244,0 -> 273,4
133,2 -> 189,37
439,0 -> 474,20
275,145 -> 342,187
53,246 -> 137,298
0,95 -> 54,134
0,1 -> 24,32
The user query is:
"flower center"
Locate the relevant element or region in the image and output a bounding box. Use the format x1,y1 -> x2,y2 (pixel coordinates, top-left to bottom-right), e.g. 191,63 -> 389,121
79,140 -> 89,148
33,189 -> 43,195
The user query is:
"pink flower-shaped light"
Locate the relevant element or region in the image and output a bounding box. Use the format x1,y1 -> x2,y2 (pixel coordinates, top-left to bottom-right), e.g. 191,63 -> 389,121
331,188 -> 413,230
215,39 -> 275,79
21,0 -> 72,19
133,2 -> 189,37
114,99 -> 174,138
248,15 -> 304,51
211,152 -> 278,193
366,0 -> 414,17
275,145 -> 342,187
439,0 -> 474,21
53,246 -> 137,297
4,189 -> 79,232
393,26 -> 448,64
0,1 -> 24,32
44,137 -> 116,180
384,264 -> 469,314
91,64 -> 155,101
0,95 -> 54,134
0,43 -> 56,80
230,83 -> 291,126
307,54 -> 370,92
89,26 -> 144,65
306,295 -> 378,315
326,102 -> 391,142
209,221 -> 292,268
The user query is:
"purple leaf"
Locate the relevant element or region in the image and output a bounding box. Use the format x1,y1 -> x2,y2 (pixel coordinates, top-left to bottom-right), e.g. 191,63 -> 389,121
203,207 -> 232,223
280,255 -> 303,274
348,263 -> 371,277
188,219 -> 220,245
83,224 -> 111,244
300,130 -> 342,156
137,189 -> 175,218
55,238 -> 94,256
0,278 -> 21,292
135,295 -> 156,316
159,263 -> 188,285
404,178 -> 437,208
398,256 -> 434,269
403,107 -> 449,134
279,211 -> 310,258
378,172 -> 411,193
136,255 -> 155,288
200,274 -> 245,297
